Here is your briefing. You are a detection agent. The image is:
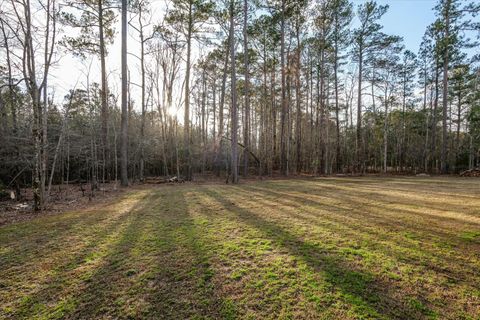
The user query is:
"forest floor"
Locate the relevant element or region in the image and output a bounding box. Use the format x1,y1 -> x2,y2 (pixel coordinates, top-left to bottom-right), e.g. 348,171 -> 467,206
1,176 -> 479,319
0,183 -> 130,226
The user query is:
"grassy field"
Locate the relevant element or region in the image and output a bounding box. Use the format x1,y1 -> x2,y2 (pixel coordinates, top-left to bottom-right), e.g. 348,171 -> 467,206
1,177 -> 479,319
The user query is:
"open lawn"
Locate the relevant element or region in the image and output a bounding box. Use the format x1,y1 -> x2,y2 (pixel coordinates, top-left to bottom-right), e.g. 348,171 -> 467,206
1,177 -> 479,319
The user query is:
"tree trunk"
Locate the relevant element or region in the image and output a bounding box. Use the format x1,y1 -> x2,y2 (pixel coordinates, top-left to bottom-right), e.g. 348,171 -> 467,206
441,3 -> 450,174
229,0 -> 238,183
383,88 -> 389,173
431,61 -> 440,172
242,0 -> 250,177
120,0 -> 128,187
295,26 -> 302,174
357,46 -> 364,173
184,3 -> 193,180
280,0 -> 288,175
334,27 -> 341,173
139,13 -> 146,182
216,39 -> 230,176
98,0 -> 109,184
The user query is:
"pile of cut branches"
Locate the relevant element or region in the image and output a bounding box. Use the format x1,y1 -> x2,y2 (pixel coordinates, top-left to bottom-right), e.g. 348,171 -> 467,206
460,168 -> 480,177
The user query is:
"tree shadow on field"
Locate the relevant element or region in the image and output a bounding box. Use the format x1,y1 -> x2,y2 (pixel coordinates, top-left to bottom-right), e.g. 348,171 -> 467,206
142,189 -> 225,319
3,186 -> 236,319
269,179 -> 480,220
0,192 -> 138,270
201,187 -> 423,320
1,192 -> 152,320
248,183 -> 480,238
230,185 -> 480,293
66,194 -> 156,319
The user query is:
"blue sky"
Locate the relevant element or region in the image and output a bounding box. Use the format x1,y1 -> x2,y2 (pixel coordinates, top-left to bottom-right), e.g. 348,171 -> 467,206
354,0 -> 438,52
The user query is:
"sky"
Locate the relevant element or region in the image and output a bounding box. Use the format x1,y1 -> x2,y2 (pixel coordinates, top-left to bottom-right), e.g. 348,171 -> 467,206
50,0 -> 440,115
373,0 -> 437,50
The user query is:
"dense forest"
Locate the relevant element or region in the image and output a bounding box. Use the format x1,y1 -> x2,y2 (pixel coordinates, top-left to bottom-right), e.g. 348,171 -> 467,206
1,0 -> 479,210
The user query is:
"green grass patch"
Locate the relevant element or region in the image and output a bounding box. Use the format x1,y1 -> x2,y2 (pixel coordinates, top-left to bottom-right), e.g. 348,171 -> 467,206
460,230 -> 480,242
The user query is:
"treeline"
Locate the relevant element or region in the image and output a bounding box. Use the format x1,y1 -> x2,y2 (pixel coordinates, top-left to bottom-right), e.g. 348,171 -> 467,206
1,0 -> 480,209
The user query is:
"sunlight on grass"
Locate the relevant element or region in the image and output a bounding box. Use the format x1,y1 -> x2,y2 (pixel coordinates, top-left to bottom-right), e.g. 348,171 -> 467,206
1,177 -> 479,319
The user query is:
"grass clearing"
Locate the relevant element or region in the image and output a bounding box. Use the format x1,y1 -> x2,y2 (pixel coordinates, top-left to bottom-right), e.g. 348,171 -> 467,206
1,177 -> 479,319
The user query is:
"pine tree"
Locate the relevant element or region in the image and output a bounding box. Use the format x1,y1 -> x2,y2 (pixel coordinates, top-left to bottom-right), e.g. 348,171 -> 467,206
329,0 -> 353,172
434,0 -> 479,172
165,0 -> 214,180
353,0 -> 389,173
120,0 -> 128,186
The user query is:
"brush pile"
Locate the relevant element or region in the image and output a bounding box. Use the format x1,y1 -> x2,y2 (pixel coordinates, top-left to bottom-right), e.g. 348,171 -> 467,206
459,168 -> 480,177
144,176 -> 186,184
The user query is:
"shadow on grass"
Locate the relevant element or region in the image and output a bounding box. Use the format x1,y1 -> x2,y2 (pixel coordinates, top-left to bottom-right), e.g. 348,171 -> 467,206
247,183 -> 480,240
4,181 -> 478,319
67,189 -> 225,319
3,192 -> 153,319
0,191 -> 145,271
66,195 -> 155,319
201,187 -> 424,320
2,187 -> 231,319
141,190 -> 225,319
235,184 -> 480,287
275,178 -> 480,219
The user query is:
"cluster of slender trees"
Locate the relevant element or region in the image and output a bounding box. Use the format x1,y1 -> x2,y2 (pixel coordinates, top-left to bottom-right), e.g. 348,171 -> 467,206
1,0 -> 479,209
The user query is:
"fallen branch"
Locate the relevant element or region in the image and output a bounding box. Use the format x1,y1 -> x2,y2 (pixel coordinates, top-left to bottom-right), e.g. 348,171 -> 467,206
221,136 -> 260,165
